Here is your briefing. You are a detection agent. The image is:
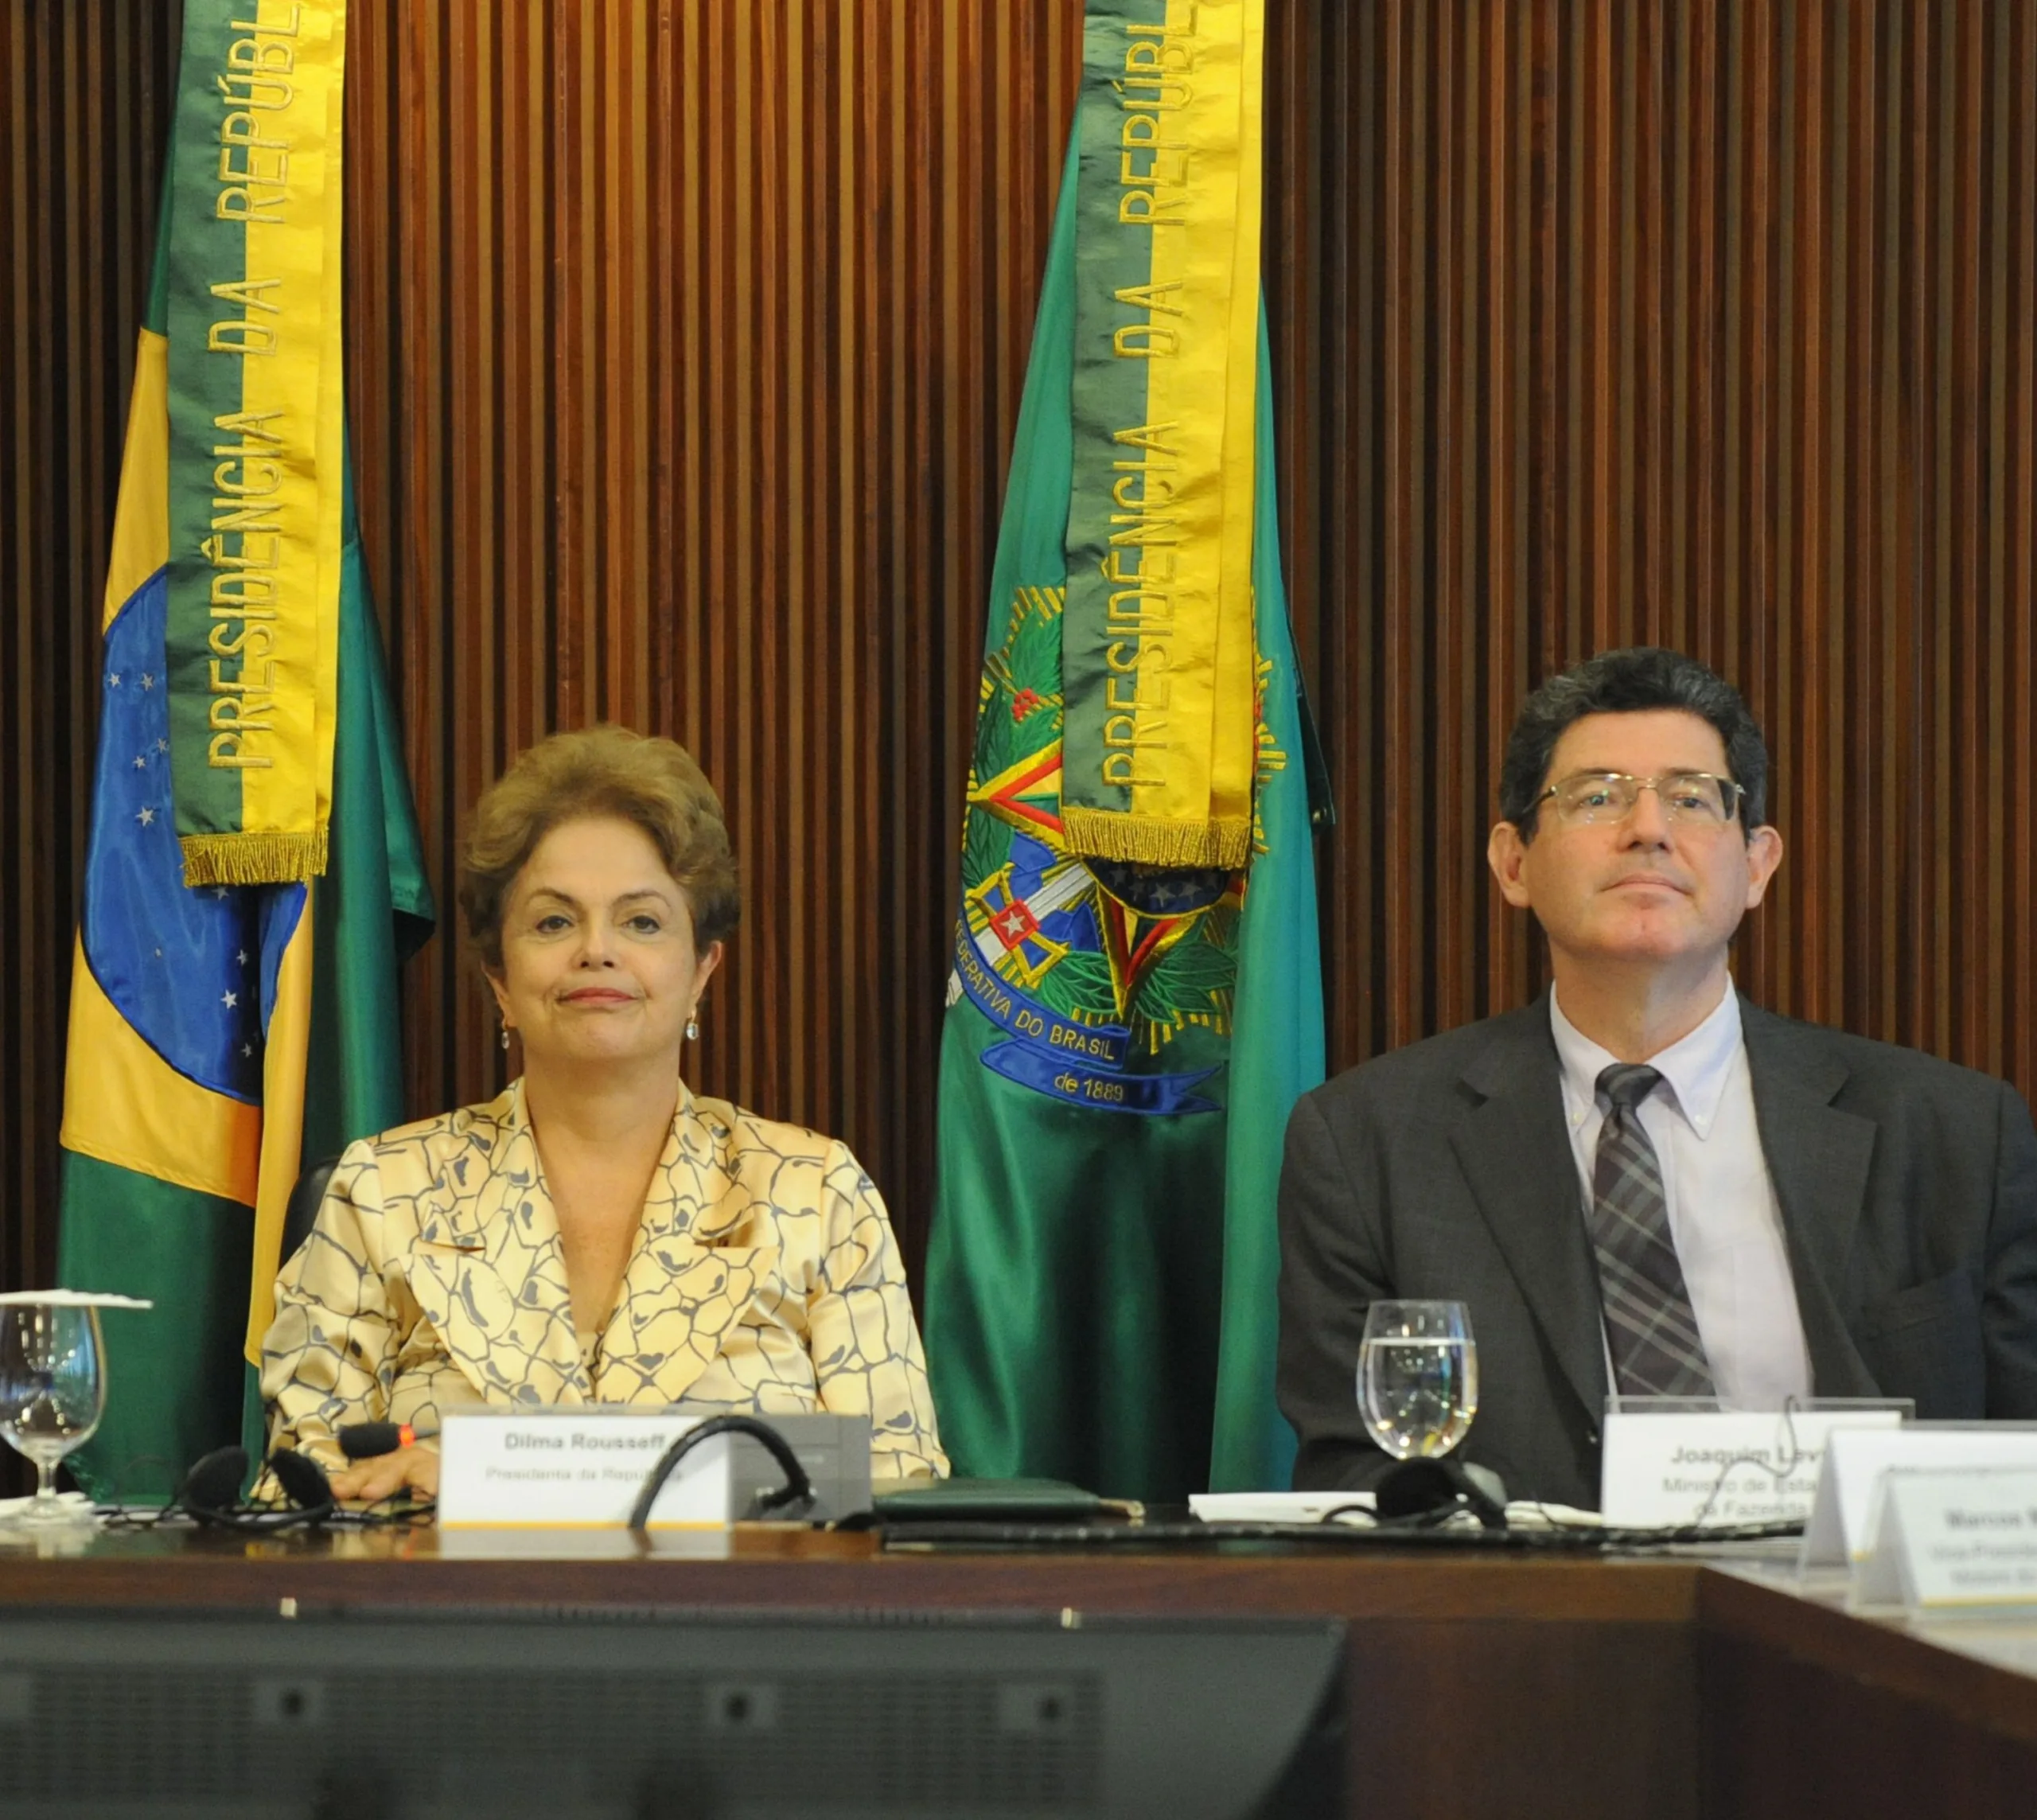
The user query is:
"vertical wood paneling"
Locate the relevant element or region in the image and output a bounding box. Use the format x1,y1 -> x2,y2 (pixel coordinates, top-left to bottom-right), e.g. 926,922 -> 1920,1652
339,0 -> 1086,1288
6,0 -> 2037,1326
1263,0 -> 2037,1113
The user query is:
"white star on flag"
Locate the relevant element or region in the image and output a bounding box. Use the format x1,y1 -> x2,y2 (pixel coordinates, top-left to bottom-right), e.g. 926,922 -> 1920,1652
236,949 -> 249,965
221,991 -> 239,1009
140,673 -> 155,690
107,674 -> 122,688
136,806 -> 154,827
132,755 -> 146,770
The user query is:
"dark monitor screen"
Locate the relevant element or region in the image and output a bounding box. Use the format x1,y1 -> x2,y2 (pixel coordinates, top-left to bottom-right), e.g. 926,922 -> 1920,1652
0,1606 -> 1344,1818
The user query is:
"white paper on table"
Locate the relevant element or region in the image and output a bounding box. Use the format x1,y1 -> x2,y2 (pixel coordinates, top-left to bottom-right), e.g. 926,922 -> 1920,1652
1191,1491 -> 1377,1523
1189,1489 -> 1602,1530
0,1491 -> 97,1520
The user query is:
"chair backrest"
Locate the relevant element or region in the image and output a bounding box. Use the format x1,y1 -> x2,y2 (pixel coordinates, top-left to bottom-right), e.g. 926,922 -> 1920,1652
278,1156 -> 342,1270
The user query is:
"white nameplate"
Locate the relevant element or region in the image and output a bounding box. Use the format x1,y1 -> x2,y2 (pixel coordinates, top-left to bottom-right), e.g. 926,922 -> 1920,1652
1800,1424 -> 2037,1566
1855,1469 -> 2037,1611
437,1409 -> 731,1530
1599,1406 -> 1903,1527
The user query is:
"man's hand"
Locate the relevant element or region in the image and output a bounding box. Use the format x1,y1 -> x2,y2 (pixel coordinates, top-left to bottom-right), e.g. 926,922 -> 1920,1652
329,1444 -> 439,1505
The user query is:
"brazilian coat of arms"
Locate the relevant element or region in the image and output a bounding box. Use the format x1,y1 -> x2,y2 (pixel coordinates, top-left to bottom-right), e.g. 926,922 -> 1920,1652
948,584 -> 1284,1117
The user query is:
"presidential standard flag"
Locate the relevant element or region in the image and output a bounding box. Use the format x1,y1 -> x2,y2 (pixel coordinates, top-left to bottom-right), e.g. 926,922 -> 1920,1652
56,0 -> 433,1501
924,0 -> 1324,1503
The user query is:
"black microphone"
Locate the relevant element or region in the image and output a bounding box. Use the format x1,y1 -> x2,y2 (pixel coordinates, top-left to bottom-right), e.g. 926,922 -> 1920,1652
337,1421 -> 429,1461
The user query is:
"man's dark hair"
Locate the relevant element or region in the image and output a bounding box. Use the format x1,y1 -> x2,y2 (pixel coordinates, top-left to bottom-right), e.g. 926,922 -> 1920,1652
1498,646 -> 1770,840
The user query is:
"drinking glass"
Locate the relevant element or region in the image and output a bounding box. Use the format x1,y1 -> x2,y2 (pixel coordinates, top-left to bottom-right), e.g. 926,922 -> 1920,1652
1357,1300 -> 1478,1460
0,1303 -> 106,1523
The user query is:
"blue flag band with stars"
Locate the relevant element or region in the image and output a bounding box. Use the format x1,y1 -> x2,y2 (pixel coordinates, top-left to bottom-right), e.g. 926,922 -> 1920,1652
85,570 -> 302,1107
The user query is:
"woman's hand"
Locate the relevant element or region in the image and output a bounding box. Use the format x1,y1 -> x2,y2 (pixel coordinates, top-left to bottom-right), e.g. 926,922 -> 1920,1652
329,1444 -> 439,1506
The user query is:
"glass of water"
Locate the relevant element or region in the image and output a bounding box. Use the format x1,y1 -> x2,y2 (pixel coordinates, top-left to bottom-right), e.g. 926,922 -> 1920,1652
0,1303 -> 106,1522
1357,1300 -> 1478,1460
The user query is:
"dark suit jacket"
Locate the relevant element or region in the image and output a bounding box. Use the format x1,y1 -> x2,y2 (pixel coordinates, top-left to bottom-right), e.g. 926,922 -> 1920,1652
1277,993 -> 2037,1508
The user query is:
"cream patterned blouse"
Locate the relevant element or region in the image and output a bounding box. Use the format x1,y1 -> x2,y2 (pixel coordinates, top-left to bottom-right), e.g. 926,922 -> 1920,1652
261,1080 -> 948,1480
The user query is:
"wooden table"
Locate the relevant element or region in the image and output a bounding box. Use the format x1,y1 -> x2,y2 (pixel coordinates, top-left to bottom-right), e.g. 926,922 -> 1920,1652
2,1524 -> 2034,1818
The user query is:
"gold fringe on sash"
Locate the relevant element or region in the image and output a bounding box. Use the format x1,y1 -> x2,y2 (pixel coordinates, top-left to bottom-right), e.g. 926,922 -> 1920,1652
179,829 -> 330,889
1060,808 -> 1252,871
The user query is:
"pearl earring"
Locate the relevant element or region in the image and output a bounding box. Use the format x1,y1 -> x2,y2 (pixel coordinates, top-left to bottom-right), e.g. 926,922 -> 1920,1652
500,1026 -> 511,1052
685,1015 -> 700,1042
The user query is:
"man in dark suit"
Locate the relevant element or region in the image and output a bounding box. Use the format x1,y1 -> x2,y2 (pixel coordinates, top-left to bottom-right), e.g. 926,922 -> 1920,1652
1278,648 -> 2037,1508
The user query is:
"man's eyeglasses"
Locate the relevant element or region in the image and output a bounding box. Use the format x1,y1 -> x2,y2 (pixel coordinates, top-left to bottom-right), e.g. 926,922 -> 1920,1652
1537,770 -> 1746,828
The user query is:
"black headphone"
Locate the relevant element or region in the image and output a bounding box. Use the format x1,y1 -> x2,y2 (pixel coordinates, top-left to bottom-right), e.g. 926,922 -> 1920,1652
1373,1456 -> 1509,1531
175,1444 -> 337,1531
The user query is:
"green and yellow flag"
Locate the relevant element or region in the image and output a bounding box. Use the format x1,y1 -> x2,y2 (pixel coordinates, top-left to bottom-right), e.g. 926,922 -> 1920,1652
56,0 -> 433,1502
925,0 -> 1325,1503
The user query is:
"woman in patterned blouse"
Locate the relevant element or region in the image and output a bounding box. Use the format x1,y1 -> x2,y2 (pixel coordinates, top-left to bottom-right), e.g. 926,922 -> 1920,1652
261,726 -> 948,1502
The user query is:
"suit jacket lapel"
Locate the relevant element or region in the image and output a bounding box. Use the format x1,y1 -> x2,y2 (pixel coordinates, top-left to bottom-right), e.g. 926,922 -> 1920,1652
407,1083 -> 592,1406
1743,1004 -> 1880,1397
1449,998 -> 1610,1422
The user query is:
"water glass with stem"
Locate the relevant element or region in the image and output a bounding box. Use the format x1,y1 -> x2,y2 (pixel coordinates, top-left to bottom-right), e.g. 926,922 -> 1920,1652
0,1302 -> 106,1523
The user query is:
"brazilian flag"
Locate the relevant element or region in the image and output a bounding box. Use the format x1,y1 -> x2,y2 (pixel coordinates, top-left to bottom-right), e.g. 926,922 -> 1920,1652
56,0 -> 432,1502
924,0 -> 1325,1503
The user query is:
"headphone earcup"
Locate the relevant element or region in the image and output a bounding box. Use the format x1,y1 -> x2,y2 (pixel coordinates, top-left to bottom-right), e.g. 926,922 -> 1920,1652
177,1445 -> 251,1525
269,1448 -> 336,1523
176,1444 -> 335,1531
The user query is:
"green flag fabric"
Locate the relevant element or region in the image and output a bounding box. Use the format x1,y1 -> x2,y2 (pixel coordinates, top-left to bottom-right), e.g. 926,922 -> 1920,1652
56,11 -> 431,1503
1209,312 -> 1325,1493
301,469 -> 435,1176
924,134 -> 1324,1502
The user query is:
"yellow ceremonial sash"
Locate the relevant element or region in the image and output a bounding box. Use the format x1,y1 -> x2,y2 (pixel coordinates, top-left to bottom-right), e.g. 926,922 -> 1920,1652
164,0 -> 347,885
1060,0 -> 1264,870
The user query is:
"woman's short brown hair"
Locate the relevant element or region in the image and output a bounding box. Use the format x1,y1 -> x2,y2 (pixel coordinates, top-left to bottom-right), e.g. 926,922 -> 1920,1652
460,726 -> 742,969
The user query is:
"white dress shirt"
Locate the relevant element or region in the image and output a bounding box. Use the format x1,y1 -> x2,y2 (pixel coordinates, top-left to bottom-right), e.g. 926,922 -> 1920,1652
1550,983 -> 1812,1409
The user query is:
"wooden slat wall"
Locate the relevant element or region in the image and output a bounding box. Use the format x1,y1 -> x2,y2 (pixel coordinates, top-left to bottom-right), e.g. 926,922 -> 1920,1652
1269,0 -> 2037,1083
6,2 -> 2036,1323
344,0 -> 1083,1283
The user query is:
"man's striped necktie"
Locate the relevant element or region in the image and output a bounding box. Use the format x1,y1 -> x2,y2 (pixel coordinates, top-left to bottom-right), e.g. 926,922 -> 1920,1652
1588,1062 -> 1716,1398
